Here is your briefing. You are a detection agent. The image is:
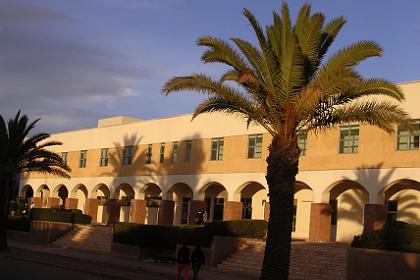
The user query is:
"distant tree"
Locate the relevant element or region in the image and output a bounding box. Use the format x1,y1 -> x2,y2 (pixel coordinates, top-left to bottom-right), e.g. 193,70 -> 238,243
0,111 -> 70,250
163,3 -> 409,279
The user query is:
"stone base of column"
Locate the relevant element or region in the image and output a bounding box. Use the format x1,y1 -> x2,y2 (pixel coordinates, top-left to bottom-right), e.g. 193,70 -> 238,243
29,197 -> 42,208
308,203 -> 332,242
47,197 -> 60,208
65,198 -> 78,210
130,199 -> 147,224
363,204 -> 387,232
158,200 -> 175,226
264,201 -> 270,221
188,200 -> 205,225
85,198 -> 99,223
223,201 -> 243,221
107,199 -> 122,224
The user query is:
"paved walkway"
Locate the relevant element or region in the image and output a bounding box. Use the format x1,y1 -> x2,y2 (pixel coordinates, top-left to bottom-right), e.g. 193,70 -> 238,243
3,241 -> 252,280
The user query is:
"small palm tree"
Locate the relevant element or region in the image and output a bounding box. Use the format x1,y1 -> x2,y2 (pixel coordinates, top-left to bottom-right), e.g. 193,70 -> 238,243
0,111 -> 70,250
163,3 -> 409,279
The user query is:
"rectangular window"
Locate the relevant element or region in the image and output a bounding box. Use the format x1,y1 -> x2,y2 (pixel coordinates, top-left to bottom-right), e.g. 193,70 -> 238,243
100,148 -> 109,167
241,198 -> 252,219
386,200 -> 398,222
146,144 -> 152,164
184,140 -> 192,162
122,146 -> 133,165
159,143 -> 165,163
79,150 -> 87,168
172,141 -> 179,163
397,120 -> 420,150
339,125 -> 359,154
248,134 -> 263,159
61,152 -> 68,167
211,137 -> 224,161
297,132 -> 308,156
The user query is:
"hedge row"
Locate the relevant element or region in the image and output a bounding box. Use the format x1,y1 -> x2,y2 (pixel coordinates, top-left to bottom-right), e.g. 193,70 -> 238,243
30,208 -> 92,225
114,220 -> 268,249
7,216 -> 31,232
352,221 -> 420,253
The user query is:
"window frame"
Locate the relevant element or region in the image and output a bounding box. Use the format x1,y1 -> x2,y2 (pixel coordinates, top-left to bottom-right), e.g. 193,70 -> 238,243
297,131 -> 308,156
184,140 -> 192,162
172,141 -> 179,163
100,148 -> 109,167
146,144 -> 152,164
396,120 -> 420,151
210,137 -> 224,161
247,134 -> 263,159
61,152 -> 68,167
122,146 -> 133,165
339,125 -> 359,154
79,150 -> 87,168
159,143 -> 165,163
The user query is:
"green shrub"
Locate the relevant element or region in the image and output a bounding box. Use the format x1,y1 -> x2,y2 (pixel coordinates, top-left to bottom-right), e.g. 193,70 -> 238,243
7,216 -> 30,232
30,208 -> 91,225
352,221 -> 420,253
113,220 -> 268,249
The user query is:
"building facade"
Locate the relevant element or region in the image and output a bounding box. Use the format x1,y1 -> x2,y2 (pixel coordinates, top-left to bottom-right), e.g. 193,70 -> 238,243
20,81 -> 420,242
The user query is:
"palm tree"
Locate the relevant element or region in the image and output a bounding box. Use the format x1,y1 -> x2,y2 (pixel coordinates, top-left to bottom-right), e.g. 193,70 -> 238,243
163,3 -> 409,279
0,111 -> 70,250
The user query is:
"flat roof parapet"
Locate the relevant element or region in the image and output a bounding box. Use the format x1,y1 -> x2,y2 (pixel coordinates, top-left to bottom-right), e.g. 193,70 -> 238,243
97,116 -> 142,128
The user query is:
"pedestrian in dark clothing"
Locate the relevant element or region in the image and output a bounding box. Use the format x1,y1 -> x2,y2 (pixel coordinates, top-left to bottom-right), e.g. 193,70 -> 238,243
191,245 -> 205,280
176,244 -> 190,280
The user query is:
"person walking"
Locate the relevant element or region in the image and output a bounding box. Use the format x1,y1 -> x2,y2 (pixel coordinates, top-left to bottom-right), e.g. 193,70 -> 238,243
191,245 -> 205,280
176,243 -> 190,280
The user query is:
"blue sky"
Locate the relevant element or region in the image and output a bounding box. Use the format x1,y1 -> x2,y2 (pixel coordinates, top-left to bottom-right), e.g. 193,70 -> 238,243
1,0 -> 420,132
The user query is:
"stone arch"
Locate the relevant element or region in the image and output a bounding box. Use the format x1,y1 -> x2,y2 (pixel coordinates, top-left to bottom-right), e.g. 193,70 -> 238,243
141,183 -> 162,225
379,179 -> 420,224
167,183 -> 193,225
20,185 -> 34,198
52,184 -> 69,206
234,181 -> 267,220
113,183 -> 135,199
199,182 -> 228,223
91,183 -> 111,198
293,181 -> 315,240
36,185 -> 50,208
91,183 -> 111,224
113,183 -> 135,223
71,184 -> 89,212
326,180 -> 369,242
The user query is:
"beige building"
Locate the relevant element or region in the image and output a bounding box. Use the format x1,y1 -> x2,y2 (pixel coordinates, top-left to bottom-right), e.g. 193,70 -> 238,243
20,81 -> 420,242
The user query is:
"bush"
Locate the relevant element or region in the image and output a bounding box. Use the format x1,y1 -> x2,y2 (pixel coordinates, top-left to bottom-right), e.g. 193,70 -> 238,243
30,208 -> 91,225
7,216 -> 30,232
352,221 -> 420,253
113,220 -> 268,249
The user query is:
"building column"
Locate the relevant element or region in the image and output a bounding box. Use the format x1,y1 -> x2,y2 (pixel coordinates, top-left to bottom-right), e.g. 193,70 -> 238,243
363,204 -> 387,232
130,199 -> 147,224
85,198 -> 99,223
29,197 -> 42,208
223,201 -> 243,221
158,200 -> 175,226
46,197 -> 60,208
188,200 -> 205,225
264,201 -> 270,221
64,198 -> 78,210
107,198 -> 121,224
308,203 -> 331,242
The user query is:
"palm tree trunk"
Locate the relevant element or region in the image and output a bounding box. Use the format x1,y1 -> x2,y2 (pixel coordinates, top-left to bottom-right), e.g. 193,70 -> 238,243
260,136 -> 300,280
0,176 -> 11,251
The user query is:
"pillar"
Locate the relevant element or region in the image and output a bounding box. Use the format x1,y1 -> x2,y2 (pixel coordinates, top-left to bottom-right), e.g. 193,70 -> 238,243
29,197 -> 42,208
363,204 -> 387,232
188,200 -> 205,225
264,201 -> 270,221
64,198 -> 78,210
223,201 -> 243,221
130,199 -> 147,224
158,200 -> 175,226
107,198 -> 122,224
85,198 -> 99,223
308,203 -> 331,242
46,197 -> 60,208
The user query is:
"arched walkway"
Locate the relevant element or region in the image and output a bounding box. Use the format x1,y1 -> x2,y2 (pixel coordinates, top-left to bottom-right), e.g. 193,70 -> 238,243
53,184 -> 69,206
141,183 -> 162,225
293,182 -> 315,240
235,181 -> 267,220
199,182 -> 228,223
325,180 -> 369,242
71,184 -> 88,212
20,185 -> 34,199
92,184 -> 111,224
381,179 -> 420,224
167,183 -> 193,225
113,183 -> 135,223
36,185 -> 50,208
